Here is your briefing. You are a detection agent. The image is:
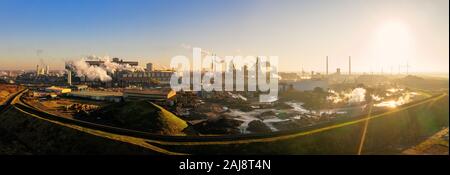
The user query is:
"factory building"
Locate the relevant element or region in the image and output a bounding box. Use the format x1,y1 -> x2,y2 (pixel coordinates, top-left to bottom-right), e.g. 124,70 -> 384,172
279,79 -> 329,92
336,68 -> 341,75
112,57 -> 138,66
324,56 -> 352,76
118,70 -> 174,86
69,84 -> 88,91
67,91 -> 123,103
45,86 -> 72,94
83,58 -> 138,67
65,59 -> 173,88
65,88 -> 176,104
36,64 -> 50,76
123,88 -> 177,105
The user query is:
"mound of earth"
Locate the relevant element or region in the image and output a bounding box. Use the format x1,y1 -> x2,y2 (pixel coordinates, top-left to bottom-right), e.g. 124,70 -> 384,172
256,110 -> 276,120
247,120 -> 272,133
193,115 -> 243,135
78,100 -> 189,135
394,75 -> 449,90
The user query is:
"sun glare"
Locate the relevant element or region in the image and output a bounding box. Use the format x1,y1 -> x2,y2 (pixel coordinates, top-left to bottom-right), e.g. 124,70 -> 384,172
372,20 -> 414,67
377,21 -> 411,43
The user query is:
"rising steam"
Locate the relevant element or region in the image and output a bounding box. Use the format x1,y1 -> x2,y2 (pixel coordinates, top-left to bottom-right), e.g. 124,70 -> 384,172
327,88 -> 366,104
66,55 -> 144,82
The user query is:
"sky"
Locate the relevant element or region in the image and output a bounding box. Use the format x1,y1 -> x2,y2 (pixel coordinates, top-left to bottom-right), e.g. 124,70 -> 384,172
0,0 -> 448,73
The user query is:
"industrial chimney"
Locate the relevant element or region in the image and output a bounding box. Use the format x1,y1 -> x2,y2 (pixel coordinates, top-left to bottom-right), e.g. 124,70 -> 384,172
67,70 -> 72,86
146,63 -> 153,72
348,56 -> 351,75
326,56 -> 329,75
45,65 -> 49,75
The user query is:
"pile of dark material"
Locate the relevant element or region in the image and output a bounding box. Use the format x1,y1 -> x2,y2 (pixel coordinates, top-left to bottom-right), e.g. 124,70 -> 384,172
247,120 -> 272,133
193,114 -> 243,135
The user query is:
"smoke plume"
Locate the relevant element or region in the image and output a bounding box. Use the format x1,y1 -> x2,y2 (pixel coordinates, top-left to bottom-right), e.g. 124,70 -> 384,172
327,88 -> 366,104
66,55 -> 144,82
348,88 -> 366,103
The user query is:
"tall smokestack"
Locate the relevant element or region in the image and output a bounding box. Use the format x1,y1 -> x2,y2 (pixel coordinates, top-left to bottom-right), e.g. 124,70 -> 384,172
348,56 -> 351,75
146,63 -> 153,72
67,70 -> 72,86
326,56 -> 328,75
406,60 -> 409,75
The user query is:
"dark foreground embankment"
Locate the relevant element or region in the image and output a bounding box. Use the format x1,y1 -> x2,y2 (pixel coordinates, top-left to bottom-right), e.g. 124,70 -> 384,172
0,106 -> 160,155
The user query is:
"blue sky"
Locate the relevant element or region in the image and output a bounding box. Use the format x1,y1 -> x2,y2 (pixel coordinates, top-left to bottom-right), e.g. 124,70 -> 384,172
0,0 -> 448,73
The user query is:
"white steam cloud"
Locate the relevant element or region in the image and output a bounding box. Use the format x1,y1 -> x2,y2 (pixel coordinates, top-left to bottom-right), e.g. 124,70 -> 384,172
348,88 -> 366,103
327,88 -> 366,104
67,55 -> 144,82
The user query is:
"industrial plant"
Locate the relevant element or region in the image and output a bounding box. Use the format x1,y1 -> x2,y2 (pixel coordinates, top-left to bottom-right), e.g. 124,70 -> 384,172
0,0 -> 448,157
1,53 -> 447,155
64,57 -> 174,88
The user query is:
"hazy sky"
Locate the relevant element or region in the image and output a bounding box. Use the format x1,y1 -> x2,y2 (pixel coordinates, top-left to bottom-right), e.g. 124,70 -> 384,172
0,0 -> 448,73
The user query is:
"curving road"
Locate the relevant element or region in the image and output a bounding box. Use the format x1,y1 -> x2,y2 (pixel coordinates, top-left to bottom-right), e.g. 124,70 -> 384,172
0,88 -> 26,114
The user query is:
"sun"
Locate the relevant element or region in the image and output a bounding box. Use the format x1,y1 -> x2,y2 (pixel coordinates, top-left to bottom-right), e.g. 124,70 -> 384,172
371,20 -> 414,67
377,20 -> 411,45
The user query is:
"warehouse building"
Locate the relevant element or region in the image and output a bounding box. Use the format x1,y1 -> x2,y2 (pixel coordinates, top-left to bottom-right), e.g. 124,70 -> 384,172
45,86 -> 72,94
123,88 -> 176,105
118,70 -> 174,86
67,90 -> 123,102
279,79 -> 329,92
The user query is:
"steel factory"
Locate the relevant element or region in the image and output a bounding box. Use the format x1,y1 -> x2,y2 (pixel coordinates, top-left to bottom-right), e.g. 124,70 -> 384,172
65,57 -> 174,88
